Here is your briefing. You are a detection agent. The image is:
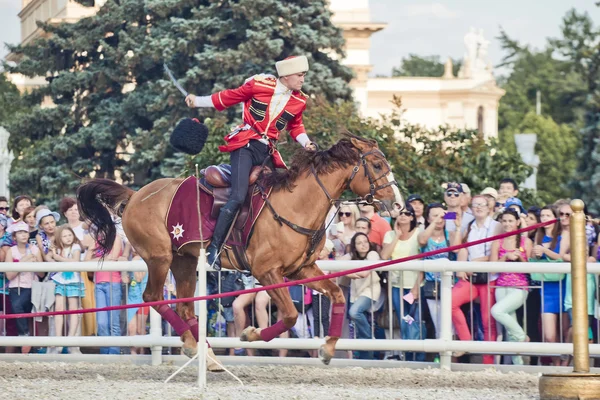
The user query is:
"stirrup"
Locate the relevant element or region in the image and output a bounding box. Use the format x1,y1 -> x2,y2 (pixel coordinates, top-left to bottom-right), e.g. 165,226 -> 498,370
207,247 -> 222,271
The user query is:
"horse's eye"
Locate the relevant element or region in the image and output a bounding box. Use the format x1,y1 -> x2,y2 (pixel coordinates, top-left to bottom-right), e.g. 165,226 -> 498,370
373,163 -> 382,171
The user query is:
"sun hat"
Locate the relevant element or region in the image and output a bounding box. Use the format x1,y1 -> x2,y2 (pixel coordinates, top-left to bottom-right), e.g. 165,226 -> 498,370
504,197 -> 526,215
36,209 -> 60,229
480,187 -> 498,200
7,221 -> 29,234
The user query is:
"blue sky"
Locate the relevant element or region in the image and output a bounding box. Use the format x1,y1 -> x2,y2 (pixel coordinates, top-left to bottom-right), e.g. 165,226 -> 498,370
1,1 -> 599,78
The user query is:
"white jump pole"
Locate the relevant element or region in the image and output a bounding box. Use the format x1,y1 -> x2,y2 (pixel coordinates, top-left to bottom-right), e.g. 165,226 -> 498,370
197,248 -> 208,390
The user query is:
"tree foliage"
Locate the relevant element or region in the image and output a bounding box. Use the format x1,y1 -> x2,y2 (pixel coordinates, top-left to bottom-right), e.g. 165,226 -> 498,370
391,54 -> 461,78
501,112 -> 579,204
5,0 -> 353,204
497,8 -> 600,209
0,74 -> 26,130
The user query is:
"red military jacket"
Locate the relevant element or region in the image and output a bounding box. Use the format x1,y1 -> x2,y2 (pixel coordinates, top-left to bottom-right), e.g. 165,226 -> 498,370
210,75 -> 308,168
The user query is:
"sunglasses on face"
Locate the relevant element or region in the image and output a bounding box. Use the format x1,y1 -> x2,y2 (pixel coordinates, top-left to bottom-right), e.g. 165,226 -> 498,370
399,211 -> 413,217
495,202 -> 505,207
445,191 -> 460,198
472,203 -> 488,209
0,207 -> 9,212
559,212 -> 572,217
338,212 -> 352,218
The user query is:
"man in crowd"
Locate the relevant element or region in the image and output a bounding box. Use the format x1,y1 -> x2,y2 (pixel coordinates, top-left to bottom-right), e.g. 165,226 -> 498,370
498,178 -> 519,208
460,184 -> 473,217
358,202 -> 391,247
443,182 -> 474,234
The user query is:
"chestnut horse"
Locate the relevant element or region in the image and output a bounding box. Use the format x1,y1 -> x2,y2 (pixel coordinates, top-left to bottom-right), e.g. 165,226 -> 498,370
76,133 -> 402,367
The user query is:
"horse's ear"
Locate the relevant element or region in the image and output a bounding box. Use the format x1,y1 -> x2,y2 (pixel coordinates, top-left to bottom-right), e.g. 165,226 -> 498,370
340,130 -> 377,152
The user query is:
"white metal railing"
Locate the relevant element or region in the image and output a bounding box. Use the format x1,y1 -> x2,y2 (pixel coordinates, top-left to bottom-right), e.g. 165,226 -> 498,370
0,260 -> 598,370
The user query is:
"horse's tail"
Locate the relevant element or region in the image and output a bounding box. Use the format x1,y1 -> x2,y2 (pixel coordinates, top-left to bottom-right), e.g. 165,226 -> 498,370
76,178 -> 135,253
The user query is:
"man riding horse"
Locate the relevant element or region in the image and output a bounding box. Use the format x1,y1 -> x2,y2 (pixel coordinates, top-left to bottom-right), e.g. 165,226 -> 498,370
184,55 -> 317,271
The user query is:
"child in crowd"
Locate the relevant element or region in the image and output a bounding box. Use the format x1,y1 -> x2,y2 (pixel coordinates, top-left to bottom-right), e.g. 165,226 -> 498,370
50,225 -> 84,354
126,247 -> 149,354
5,221 -> 44,353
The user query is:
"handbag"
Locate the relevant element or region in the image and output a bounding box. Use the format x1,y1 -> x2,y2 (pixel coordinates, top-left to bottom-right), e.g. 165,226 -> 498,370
529,258 -> 566,282
470,272 -> 489,285
219,272 -> 244,307
423,280 -> 438,300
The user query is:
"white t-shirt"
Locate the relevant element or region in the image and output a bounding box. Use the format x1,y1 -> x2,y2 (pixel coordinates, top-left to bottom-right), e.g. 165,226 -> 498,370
465,217 -> 500,280
51,244 -> 83,284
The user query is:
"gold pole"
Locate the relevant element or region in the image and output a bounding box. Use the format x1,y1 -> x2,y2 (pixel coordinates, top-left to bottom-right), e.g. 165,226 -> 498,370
569,199 -> 589,373
539,199 -> 600,399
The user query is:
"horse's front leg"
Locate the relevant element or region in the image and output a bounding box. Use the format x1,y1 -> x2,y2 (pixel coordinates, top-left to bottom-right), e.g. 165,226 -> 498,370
291,263 -> 345,365
240,270 -> 298,344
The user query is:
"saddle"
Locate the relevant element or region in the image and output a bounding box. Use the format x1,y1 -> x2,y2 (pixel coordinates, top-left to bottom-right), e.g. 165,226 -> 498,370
199,164 -> 269,219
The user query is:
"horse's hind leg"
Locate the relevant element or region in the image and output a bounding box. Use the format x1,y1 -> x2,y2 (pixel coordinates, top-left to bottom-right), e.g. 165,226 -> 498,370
170,253 -> 224,372
141,252 -> 196,358
240,269 -> 298,345
290,264 -> 345,365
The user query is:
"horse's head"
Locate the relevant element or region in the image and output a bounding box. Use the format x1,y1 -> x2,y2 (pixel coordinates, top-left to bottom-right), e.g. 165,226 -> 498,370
344,133 -> 404,208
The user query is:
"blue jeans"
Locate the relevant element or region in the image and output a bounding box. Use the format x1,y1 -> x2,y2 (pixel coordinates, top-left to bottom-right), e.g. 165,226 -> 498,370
95,282 -> 122,354
392,287 -> 426,361
349,296 -> 375,359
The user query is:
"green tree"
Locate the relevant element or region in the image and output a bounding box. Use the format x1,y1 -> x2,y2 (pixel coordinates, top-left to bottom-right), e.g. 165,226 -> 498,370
5,0 -> 353,204
550,8 -> 600,213
502,112 -> 579,204
497,30 -> 587,134
391,54 -> 461,78
0,73 -> 26,129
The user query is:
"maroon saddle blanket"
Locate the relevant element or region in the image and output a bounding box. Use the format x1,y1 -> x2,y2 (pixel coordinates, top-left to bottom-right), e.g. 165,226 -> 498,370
166,176 -> 270,270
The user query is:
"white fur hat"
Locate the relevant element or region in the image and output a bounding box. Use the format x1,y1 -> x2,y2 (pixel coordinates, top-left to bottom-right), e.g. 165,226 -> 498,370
276,56 -> 309,77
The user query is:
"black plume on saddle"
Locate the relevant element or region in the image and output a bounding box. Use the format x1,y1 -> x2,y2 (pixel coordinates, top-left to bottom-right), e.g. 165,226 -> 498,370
170,118 -> 209,155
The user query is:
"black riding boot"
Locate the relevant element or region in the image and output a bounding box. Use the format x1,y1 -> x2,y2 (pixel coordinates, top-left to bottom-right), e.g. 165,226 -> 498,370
207,205 -> 238,270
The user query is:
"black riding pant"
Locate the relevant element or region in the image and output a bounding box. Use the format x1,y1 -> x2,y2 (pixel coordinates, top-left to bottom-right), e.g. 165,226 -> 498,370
225,140 -> 272,212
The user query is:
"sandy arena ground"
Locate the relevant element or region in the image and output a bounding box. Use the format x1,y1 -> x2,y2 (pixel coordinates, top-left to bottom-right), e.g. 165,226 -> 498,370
0,361 -> 540,400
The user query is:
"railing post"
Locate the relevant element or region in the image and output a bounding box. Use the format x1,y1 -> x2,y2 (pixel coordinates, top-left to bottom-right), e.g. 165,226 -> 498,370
439,270 -> 453,370
150,307 -> 163,366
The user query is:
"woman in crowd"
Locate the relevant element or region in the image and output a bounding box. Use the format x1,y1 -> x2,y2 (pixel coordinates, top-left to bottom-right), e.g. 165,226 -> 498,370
9,195 -> 33,225
86,230 -> 124,354
339,232 -> 381,359
417,203 -> 455,338
50,225 -> 84,354
380,203 -> 425,361
59,197 -> 87,242
331,203 -> 359,256
526,207 -> 542,241
490,209 -> 532,365
532,205 -> 567,365
5,221 -> 44,353
35,209 -> 60,262
451,195 -> 500,363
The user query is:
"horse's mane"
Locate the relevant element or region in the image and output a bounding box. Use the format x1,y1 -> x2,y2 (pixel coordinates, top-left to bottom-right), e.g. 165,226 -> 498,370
262,132 -> 375,192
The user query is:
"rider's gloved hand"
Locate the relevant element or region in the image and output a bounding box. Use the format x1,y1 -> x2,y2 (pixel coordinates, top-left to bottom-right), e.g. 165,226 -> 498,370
304,141 -> 318,152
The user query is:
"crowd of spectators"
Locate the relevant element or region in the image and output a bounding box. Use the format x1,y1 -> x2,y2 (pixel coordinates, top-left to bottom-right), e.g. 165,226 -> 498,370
0,177 -> 599,367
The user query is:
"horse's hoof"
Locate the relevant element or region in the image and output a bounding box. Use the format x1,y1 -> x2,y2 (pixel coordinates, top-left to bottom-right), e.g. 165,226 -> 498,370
319,345 -> 333,365
240,326 -> 257,342
206,348 -> 225,373
182,346 -> 197,359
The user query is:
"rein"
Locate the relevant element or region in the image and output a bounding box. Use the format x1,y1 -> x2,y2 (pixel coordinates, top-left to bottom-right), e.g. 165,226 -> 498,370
258,147 -> 397,268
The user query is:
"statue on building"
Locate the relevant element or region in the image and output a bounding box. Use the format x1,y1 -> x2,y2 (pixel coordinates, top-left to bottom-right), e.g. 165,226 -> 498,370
458,27 -> 494,81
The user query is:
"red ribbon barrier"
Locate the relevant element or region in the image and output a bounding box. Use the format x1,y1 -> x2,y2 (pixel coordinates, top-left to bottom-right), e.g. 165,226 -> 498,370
0,219 -> 556,320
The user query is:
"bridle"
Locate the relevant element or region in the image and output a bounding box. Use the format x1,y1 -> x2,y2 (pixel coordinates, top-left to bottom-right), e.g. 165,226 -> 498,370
259,145 -> 399,267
